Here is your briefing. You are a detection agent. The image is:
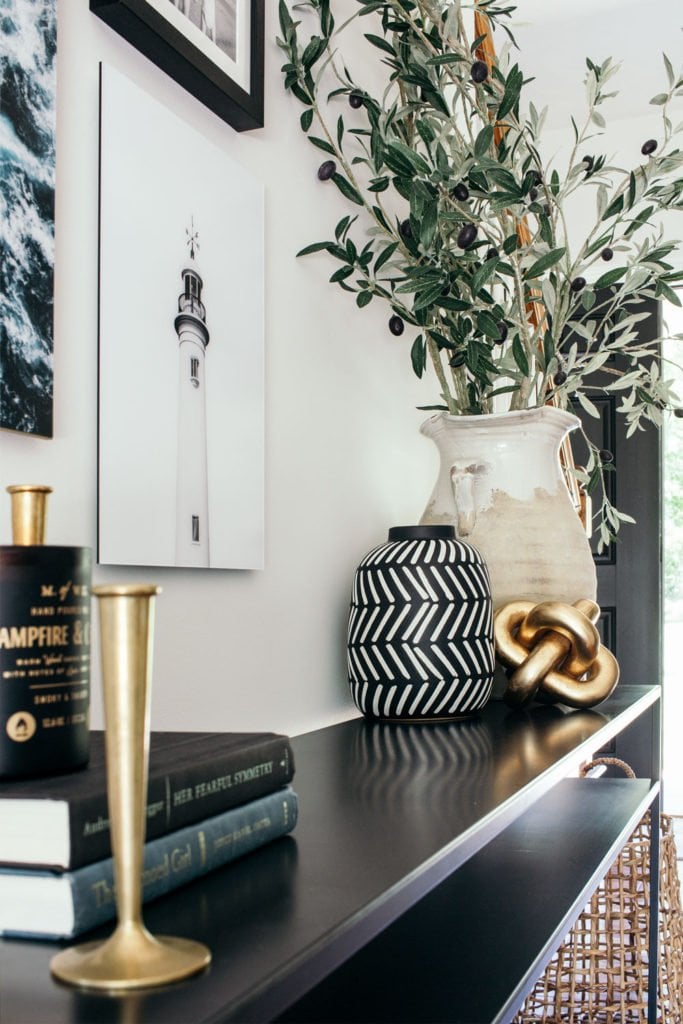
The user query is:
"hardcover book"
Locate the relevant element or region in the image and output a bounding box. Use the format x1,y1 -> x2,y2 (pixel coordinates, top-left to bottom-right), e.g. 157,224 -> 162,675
0,730 -> 294,870
0,787 -> 298,940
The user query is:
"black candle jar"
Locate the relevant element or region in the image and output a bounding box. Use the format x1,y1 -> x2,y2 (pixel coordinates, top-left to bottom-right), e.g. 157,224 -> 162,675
0,487 -> 91,778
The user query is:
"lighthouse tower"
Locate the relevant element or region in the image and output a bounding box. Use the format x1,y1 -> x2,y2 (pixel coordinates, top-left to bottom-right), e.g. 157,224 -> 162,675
174,224 -> 210,566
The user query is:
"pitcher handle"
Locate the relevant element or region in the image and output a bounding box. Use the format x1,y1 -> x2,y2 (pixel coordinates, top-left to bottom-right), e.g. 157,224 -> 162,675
450,463 -> 486,537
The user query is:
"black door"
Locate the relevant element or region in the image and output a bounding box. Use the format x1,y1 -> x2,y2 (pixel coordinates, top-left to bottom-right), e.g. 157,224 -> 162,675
573,296 -> 662,774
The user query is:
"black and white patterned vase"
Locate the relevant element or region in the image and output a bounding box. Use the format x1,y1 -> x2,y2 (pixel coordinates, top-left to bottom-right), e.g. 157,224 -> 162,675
347,525 -> 495,721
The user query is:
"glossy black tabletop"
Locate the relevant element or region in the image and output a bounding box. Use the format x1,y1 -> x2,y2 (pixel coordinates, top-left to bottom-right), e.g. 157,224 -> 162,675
0,686 -> 659,1024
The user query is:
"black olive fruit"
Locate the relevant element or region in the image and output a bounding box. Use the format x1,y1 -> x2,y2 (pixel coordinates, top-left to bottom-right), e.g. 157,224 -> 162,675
486,247 -> 499,261
601,247 -> 614,261
452,183 -> 470,202
470,60 -> 488,83
599,449 -> 614,464
641,139 -> 657,156
317,160 -> 336,181
570,276 -> 586,292
349,92 -> 363,109
389,315 -> 405,336
457,223 -> 478,249
554,369 -> 568,386
400,219 -> 412,239
495,322 -> 508,344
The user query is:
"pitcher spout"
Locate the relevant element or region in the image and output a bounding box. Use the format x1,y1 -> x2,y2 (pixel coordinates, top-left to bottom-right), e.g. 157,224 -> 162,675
419,413 -> 444,440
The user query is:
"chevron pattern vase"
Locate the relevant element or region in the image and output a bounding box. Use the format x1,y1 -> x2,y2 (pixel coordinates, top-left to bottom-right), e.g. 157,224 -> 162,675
347,525 -> 495,722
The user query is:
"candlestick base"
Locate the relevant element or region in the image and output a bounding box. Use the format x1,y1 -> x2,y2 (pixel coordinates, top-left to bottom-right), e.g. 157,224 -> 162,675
50,922 -> 210,990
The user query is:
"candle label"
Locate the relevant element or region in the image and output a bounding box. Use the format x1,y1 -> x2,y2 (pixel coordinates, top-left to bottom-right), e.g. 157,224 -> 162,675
0,547 -> 91,778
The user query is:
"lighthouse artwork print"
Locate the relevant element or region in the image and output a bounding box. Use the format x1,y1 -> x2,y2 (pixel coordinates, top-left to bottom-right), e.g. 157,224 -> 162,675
98,64 -> 264,570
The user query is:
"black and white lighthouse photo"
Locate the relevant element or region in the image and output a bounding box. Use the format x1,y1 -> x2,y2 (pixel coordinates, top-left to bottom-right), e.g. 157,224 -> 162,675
97,64 -> 264,571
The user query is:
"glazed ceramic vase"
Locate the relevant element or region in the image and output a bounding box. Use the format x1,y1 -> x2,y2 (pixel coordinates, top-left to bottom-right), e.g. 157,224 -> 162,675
419,407 -> 597,610
347,525 -> 495,721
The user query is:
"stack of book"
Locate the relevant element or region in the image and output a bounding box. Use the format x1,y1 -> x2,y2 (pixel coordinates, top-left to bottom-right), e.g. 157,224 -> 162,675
0,730 -> 298,940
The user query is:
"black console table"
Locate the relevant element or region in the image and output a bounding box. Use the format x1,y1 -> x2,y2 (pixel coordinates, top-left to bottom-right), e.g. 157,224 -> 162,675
0,685 -> 661,1024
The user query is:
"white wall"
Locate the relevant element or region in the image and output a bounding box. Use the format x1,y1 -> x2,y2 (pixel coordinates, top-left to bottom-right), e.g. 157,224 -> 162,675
1,1 -> 680,738
0,0 -> 434,737
513,0 -> 683,272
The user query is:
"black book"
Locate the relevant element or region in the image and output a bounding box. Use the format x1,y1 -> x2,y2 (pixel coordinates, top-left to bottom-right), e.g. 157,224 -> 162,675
0,730 -> 294,870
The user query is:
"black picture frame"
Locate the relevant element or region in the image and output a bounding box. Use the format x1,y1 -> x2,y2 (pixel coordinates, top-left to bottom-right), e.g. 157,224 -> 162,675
90,0 -> 264,131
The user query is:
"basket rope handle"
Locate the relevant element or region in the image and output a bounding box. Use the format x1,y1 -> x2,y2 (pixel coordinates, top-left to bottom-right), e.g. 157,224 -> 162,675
579,756 -> 636,779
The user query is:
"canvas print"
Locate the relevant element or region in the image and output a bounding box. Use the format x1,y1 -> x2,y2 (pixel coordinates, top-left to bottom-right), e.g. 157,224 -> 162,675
0,0 -> 56,436
98,64 -> 264,570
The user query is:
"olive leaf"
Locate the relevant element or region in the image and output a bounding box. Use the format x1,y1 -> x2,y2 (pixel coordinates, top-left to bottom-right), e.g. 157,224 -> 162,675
277,0 -> 683,547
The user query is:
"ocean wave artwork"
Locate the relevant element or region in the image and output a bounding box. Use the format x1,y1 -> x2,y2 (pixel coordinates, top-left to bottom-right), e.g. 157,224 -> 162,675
0,0 -> 55,437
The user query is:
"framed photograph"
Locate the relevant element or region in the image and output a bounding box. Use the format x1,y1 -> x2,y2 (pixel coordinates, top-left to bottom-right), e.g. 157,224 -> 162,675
90,0 -> 264,131
0,0 -> 56,436
98,63 -> 264,570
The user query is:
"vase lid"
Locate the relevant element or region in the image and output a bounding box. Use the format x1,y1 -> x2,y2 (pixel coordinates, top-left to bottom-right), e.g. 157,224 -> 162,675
388,525 -> 455,542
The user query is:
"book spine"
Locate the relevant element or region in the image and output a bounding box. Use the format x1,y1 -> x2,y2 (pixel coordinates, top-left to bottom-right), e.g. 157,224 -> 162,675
69,737 -> 294,868
62,788 -> 297,940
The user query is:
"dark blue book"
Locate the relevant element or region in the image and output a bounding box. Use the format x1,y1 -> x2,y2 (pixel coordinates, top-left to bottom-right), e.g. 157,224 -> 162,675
0,787 -> 298,940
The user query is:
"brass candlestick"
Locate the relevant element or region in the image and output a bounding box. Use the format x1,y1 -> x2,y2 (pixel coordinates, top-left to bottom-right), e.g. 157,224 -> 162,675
50,584 -> 211,990
7,484 -> 52,545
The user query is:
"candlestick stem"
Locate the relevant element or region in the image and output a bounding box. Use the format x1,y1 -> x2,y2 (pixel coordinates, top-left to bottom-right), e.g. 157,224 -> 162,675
50,584 -> 211,990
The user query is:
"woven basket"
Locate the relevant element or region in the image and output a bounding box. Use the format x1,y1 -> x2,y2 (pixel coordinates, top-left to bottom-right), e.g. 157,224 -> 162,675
513,758 -> 683,1023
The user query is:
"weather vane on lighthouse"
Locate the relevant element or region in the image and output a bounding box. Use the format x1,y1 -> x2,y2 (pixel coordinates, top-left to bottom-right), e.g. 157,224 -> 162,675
173,219 -> 211,567
186,217 -> 200,261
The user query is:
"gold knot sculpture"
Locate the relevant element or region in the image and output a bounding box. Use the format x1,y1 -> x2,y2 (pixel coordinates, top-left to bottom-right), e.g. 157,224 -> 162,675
494,598 -> 619,709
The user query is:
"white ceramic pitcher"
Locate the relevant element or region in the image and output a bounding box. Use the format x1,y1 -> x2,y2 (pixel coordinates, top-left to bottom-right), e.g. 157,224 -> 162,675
420,406 -> 597,610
